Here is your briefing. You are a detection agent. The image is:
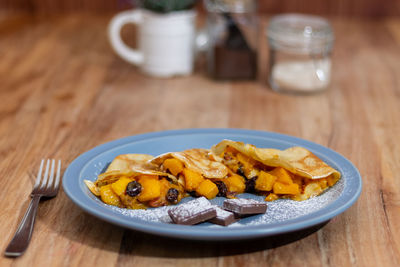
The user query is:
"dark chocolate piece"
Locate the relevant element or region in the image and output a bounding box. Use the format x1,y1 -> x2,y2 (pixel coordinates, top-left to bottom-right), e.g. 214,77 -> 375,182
208,206 -> 238,226
223,198 -> 267,215
168,197 -> 217,225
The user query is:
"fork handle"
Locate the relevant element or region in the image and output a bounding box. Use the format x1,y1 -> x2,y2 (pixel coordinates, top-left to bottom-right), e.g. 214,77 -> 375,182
4,195 -> 41,257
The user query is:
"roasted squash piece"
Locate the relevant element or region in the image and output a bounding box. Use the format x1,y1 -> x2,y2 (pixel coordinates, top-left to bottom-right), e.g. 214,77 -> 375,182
196,179 -> 219,199
137,176 -> 161,202
225,175 -> 246,194
100,184 -> 122,206
273,181 -> 300,195
269,167 -> 294,185
159,178 -> 172,196
255,171 -> 276,191
265,193 -> 279,201
182,168 -> 204,191
163,158 -> 184,176
111,177 -> 132,196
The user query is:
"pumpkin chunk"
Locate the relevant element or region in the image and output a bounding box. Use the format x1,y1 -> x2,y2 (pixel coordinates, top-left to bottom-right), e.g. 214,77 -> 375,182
137,177 -> 161,202
273,182 -> 300,195
225,175 -> 246,194
182,168 -> 204,191
255,171 -> 276,191
100,184 -> 121,206
111,177 -> 132,196
196,180 -> 219,199
265,193 -> 279,201
163,158 -> 184,176
269,167 -> 293,185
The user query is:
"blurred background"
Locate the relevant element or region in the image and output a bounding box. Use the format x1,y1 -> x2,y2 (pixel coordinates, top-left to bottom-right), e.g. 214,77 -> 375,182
1,0 -> 400,17
1,0 -> 399,94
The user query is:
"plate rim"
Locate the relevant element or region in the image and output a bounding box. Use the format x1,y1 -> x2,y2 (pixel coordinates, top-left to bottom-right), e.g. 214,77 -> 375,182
62,128 -> 362,240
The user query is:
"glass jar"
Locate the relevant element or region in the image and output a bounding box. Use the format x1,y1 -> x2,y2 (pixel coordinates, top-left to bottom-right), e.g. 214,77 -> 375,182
267,14 -> 334,94
203,0 -> 258,80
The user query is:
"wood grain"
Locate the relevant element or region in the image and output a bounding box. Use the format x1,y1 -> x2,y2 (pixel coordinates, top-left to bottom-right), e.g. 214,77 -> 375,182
0,13 -> 400,267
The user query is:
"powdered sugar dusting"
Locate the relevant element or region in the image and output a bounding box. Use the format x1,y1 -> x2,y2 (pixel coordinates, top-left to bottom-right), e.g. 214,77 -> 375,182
108,204 -> 171,223
159,214 -> 174,224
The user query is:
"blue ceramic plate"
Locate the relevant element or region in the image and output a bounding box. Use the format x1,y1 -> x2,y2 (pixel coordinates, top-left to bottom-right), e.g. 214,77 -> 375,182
63,129 -> 362,240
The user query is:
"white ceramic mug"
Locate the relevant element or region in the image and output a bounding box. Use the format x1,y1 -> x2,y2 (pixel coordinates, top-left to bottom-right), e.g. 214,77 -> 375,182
108,9 -> 197,78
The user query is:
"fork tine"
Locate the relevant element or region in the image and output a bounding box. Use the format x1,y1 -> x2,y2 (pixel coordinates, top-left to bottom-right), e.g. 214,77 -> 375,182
33,159 -> 45,190
54,160 -> 61,191
47,159 -> 55,189
40,159 -> 50,189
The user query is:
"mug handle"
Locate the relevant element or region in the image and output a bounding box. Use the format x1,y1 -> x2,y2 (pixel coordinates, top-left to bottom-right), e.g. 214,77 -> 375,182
108,10 -> 144,65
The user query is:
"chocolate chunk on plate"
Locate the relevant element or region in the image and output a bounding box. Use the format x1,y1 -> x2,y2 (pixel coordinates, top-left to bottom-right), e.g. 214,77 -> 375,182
223,198 -> 267,216
168,197 -> 217,225
208,206 -> 238,226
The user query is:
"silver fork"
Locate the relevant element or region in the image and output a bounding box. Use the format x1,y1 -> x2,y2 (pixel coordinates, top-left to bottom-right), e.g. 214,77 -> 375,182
4,159 -> 62,257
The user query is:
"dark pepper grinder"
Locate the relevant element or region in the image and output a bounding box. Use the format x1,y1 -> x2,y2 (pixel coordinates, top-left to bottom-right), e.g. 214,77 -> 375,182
204,0 -> 258,80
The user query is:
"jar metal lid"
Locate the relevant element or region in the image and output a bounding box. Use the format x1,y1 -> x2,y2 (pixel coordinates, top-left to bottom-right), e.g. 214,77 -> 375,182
204,0 -> 257,13
267,14 -> 334,54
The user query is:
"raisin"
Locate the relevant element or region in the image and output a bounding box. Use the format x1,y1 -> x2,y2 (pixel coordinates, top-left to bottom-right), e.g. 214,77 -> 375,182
237,164 -> 246,178
245,177 -> 257,193
166,188 -> 179,203
214,181 -> 228,197
188,191 -> 197,197
126,181 -> 142,197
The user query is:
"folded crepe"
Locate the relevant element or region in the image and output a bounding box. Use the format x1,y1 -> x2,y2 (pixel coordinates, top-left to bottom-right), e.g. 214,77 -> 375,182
85,140 -> 342,208
151,148 -> 229,179
84,154 -> 184,208
211,140 -> 341,201
211,140 -> 340,180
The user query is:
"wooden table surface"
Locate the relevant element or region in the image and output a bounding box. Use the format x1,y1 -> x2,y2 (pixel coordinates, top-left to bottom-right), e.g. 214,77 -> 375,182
1,13 -> 400,267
